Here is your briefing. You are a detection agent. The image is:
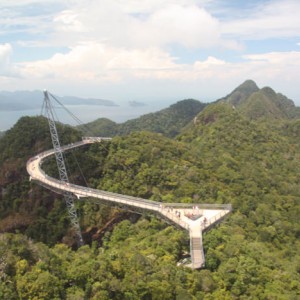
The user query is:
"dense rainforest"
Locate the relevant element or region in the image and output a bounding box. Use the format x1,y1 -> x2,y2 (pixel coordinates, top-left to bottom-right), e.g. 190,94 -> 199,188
0,80 -> 300,299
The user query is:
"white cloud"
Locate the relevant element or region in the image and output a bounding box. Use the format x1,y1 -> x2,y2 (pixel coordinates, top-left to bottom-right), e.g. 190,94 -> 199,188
48,1 -> 238,50
0,0 -> 59,5
1,44 -> 299,106
18,42 -> 181,82
0,43 -> 11,62
0,1 -> 62,33
2,0 -> 300,49
0,43 -> 17,76
243,51 -> 300,63
17,40 -> 300,87
242,51 -> 300,81
68,0 -> 213,15
222,0 -> 300,40
144,4 -> 221,48
53,10 -> 87,32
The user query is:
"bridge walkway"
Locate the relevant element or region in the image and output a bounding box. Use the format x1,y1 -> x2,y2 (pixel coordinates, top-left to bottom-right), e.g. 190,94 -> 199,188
26,137 -> 231,269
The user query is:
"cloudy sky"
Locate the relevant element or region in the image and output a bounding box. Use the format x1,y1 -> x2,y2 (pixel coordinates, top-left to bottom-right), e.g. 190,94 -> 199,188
1,0 -> 300,106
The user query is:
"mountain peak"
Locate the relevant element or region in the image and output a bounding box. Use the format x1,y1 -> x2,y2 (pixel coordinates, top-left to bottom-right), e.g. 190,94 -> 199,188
237,79 -> 259,92
220,79 -> 259,106
219,80 -> 300,120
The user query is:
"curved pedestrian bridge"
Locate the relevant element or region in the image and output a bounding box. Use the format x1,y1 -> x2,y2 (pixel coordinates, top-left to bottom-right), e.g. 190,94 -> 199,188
26,137 -> 232,269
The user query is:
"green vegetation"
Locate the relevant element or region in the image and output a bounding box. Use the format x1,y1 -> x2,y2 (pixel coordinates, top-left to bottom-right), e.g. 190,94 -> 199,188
218,79 -> 259,106
79,99 -> 206,138
220,79 -> 300,120
0,116 -> 85,246
0,81 -> 300,298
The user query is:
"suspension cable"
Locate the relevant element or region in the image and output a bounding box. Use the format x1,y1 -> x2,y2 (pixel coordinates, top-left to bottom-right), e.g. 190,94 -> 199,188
48,92 -> 95,136
41,92 -> 112,187
70,150 -> 89,187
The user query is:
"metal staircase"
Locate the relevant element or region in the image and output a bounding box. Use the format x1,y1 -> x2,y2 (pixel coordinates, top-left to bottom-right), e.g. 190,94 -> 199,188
189,229 -> 205,269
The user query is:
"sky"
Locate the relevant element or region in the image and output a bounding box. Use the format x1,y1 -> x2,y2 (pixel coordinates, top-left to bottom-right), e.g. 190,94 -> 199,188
1,0 -> 300,107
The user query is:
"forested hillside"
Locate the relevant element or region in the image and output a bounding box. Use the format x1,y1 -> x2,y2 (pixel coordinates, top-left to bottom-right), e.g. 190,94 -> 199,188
219,79 -> 300,119
79,99 -> 206,137
0,116 -> 91,245
1,81 -> 300,299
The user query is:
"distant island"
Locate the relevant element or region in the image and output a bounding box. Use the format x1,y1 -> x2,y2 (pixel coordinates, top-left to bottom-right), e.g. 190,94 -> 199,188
0,90 -> 118,112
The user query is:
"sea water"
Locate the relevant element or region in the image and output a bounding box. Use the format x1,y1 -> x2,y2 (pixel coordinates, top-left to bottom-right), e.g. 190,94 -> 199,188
0,103 -> 163,131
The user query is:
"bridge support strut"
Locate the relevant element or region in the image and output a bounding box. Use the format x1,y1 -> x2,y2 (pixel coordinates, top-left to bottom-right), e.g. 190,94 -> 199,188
43,90 -> 84,246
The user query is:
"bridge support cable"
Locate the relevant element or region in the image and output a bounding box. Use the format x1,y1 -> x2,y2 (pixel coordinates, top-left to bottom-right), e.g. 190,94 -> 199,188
43,90 -> 84,246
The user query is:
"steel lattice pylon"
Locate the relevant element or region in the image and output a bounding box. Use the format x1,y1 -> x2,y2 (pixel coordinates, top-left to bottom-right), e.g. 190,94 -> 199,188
43,90 -> 83,246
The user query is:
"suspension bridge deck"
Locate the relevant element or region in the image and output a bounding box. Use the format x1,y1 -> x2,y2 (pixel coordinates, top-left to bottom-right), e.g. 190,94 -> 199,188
26,137 -> 231,269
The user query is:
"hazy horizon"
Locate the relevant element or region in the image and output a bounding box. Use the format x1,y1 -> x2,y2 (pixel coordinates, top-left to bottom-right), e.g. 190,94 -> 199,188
0,99 -> 177,131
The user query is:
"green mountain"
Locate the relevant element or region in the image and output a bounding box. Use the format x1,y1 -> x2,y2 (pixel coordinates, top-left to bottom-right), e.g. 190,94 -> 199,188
218,79 -> 259,106
0,116 -> 95,245
79,99 -> 206,138
79,117 -> 118,137
220,79 -> 300,120
1,82 -> 300,299
66,99 -> 300,297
